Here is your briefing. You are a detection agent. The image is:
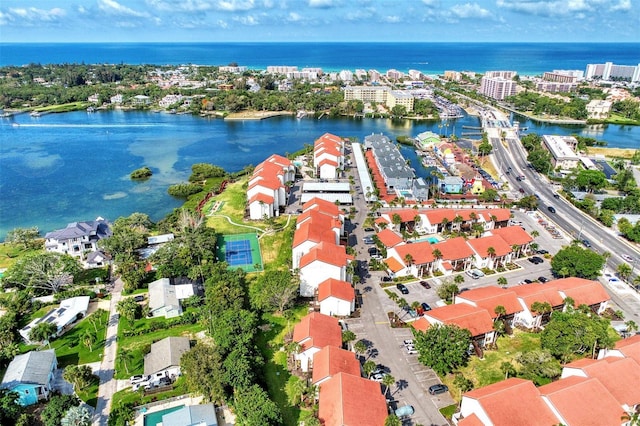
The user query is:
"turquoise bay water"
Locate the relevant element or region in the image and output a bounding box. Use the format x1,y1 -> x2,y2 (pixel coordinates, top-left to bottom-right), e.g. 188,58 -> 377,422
1,110 -> 639,238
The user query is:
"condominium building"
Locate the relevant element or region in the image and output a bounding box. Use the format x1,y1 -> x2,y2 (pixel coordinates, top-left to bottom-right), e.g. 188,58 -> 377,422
484,70 -> 517,79
444,71 -> 462,81
343,85 -> 389,103
585,62 -> 640,82
535,81 -> 577,93
586,100 -> 613,119
479,76 -> 517,100
542,72 -> 578,84
388,90 -> 415,111
542,135 -> 580,170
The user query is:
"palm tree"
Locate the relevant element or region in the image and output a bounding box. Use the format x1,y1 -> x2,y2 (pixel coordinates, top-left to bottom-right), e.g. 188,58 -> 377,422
382,374 -> 395,399
363,360 -> 377,378
618,263 -> 633,281
454,274 -> 465,285
440,218 -> 449,233
354,340 -> 367,361
404,254 -> 414,268
497,276 -> 507,287
530,230 -> 540,238
82,329 -> 96,353
385,415 -> 402,426
29,322 -> 57,345
625,320 -> 638,336
120,349 -> 133,374
487,246 -> 496,268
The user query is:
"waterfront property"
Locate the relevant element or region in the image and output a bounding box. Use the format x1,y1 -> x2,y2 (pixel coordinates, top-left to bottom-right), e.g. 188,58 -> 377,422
1,349 -> 57,406
44,217 -> 112,262
19,296 -> 90,343
247,154 -> 295,220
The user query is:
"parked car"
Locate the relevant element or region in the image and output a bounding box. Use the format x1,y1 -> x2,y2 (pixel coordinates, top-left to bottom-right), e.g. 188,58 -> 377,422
524,279 -> 533,284
466,269 -> 484,279
419,280 -> 431,289
519,188 -> 525,194
370,373 -> 385,382
363,237 -> 374,245
396,283 -> 409,294
395,405 -> 415,418
406,347 -> 418,355
536,249 -> 548,255
538,276 -> 548,283
421,302 -> 432,311
547,206 -> 556,213
133,295 -> 145,302
528,256 -> 544,264
363,227 -> 375,232
381,276 -> 392,283
130,375 -> 146,384
403,339 -> 414,346
428,384 -> 449,395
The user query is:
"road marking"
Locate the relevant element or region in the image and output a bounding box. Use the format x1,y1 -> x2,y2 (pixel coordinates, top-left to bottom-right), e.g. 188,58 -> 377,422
375,321 -> 387,324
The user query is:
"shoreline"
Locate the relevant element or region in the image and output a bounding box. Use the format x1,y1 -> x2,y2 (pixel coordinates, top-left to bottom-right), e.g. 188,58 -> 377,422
223,111 -> 294,121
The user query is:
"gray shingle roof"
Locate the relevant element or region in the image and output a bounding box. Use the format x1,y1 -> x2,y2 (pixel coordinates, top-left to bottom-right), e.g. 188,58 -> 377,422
44,218 -> 111,241
144,337 -> 190,377
1,349 -> 56,387
161,403 -> 218,426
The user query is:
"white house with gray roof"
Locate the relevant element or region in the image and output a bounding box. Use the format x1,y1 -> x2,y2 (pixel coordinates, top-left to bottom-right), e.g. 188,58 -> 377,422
1,349 -> 57,406
148,278 -> 199,319
364,133 -> 415,191
19,296 -> 90,343
44,217 -> 111,261
144,336 -> 190,383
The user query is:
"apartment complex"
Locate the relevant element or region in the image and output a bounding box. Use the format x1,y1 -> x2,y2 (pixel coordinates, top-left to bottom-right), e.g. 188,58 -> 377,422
585,62 -> 640,82
479,71 -> 518,100
541,135 -> 580,170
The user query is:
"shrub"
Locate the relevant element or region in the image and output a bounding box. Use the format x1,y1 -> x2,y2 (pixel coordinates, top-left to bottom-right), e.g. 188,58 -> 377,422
130,167 -> 152,180
168,183 -> 203,198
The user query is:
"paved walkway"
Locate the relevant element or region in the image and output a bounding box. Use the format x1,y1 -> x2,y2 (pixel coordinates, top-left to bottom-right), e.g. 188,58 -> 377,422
93,279 -> 123,426
208,213 -> 265,233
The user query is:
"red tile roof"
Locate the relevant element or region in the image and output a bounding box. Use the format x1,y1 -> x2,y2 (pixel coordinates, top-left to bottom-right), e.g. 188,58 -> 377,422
411,317 -> 430,332
424,303 -> 495,338
384,208 -> 421,223
432,237 -> 474,261
394,241 -> 435,265
302,197 -> 342,216
456,286 -> 523,317
457,413 -> 485,426
265,153 -> 293,167
254,160 -> 286,177
550,277 -> 610,307
248,193 -> 274,205
384,256 -> 405,273
539,375 -> 624,426
311,346 -> 360,385
490,226 -> 534,246
483,208 -> 511,222
511,283 -> 564,311
318,372 -> 388,426
566,357 -> 640,407
248,177 -> 282,191
318,158 -> 339,167
292,312 -> 342,352
376,229 -> 403,248
467,234 -> 512,258
462,378 -> 559,426
317,278 -> 355,303
299,242 -> 348,269
292,221 -> 337,248
296,209 -> 341,230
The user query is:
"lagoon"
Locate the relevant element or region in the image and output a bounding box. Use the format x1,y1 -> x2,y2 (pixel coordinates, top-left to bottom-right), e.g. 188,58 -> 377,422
1,110 -> 639,238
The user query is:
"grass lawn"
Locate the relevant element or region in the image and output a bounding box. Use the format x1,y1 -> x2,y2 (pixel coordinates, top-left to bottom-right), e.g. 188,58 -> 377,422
442,330 -> 541,401
260,219 -> 295,269
77,381 -> 100,407
115,317 -> 204,380
205,178 -> 271,235
0,241 -> 44,269
256,305 -> 311,426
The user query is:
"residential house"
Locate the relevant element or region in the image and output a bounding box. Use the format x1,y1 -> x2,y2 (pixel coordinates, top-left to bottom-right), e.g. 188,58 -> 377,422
85,250 -> 111,269
292,312 -> 342,372
489,226 -> 533,258
441,176 -> 464,194
317,278 -> 355,317
292,211 -> 342,269
415,303 -> 496,348
385,240 -> 435,278
19,296 -> 90,343
144,336 -> 191,382
551,277 -> 609,314
44,217 -> 111,261
318,372 -> 388,426
561,357 -> 640,412
148,278 -> 198,318
432,237 -> 474,273
454,378 -> 559,426
599,334 -> 640,363
247,154 -> 294,220
311,346 -> 360,386
538,375 -> 624,426
313,133 -> 344,179
132,94 -> 151,105
1,349 -> 57,406
511,283 -> 565,329
455,286 -> 523,331
467,234 -> 512,269
161,403 -> 218,426
376,228 -> 404,248
298,242 -> 351,298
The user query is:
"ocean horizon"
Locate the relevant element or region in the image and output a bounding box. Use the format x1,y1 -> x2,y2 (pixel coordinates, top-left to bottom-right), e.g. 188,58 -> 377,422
2,42 -> 638,75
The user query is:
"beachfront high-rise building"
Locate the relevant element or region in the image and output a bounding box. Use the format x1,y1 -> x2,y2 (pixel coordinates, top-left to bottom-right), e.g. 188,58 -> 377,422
585,62 -> 640,82
542,72 -> 578,84
343,85 -> 389,104
368,69 -> 381,83
552,70 -> 584,80
479,73 -> 517,100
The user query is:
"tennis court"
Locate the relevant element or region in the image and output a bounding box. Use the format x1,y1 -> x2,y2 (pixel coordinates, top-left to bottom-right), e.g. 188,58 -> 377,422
217,233 -> 263,272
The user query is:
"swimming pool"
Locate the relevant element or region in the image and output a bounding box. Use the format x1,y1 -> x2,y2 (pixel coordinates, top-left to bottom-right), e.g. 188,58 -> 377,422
144,405 -> 184,426
415,236 -> 440,244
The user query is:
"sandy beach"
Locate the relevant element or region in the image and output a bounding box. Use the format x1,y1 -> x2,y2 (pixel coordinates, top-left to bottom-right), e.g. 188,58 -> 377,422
224,110 -> 293,120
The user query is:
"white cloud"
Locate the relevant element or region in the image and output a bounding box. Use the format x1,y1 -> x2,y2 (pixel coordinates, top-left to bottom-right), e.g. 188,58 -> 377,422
610,0 -> 631,11
384,15 -> 401,23
309,0 -> 334,8
450,3 -> 491,19
145,0 -> 214,12
233,14 -> 259,24
98,0 -> 149,17
421,0 -> 440,5
287,12 -> 302,22
216,0 -> 256,11
6,7 -> 66,24
495,0 -> 615,17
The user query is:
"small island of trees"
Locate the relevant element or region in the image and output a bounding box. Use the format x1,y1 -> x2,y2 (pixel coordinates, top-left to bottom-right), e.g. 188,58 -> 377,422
130,166 -> 153,180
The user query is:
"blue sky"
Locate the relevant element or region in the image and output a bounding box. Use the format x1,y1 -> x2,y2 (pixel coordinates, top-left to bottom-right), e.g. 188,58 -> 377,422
1,0 -> 638,43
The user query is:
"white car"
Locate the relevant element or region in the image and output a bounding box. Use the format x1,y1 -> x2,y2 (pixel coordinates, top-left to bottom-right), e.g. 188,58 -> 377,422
407,348 -> 418,355
130,375 -> 147,384
622,254 -> 635,262
370,373 -> 385,382
403,339 -> 414,346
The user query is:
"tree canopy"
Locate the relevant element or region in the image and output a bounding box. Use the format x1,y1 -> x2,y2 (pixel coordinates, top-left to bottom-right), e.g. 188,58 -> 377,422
249,269 -> 299,313
2,252 -> 80,294
413,323 -> 471,375
550,245 -> 605,279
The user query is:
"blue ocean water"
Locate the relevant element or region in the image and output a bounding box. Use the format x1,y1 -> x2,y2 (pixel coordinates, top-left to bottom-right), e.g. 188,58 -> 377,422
1,42 -> 639,75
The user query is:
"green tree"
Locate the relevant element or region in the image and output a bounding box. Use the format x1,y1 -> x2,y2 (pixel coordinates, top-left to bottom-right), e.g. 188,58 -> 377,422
116,297 -> 140,324
181,343 -> 227,402
436,281 -> 459,303
82,329 -> 96,352
61,405 -> 92,426
2,252 -> 80,294
617,263 -> 633,281
29,321 -> 58,343
385,415 -> 402,426
234,384 -> 283,426
527,149 -> 552,173
453,373 -> 474,392
0,389 -> 22,425
341,330 -> 356,347
40,394 -> 80,426
515,349 -> 562,385
550,245 -> 605,279
63,365 -> 96,390
574,169 -> 607,193
98,213 -> 151,257
4,226 -> 40,248
540,310 -> 615,362
500,361 -> 516,379
363,360 -> 377,377
382,373 -> 395,398
249,270 -> 298,313
413,323 -> 471,375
